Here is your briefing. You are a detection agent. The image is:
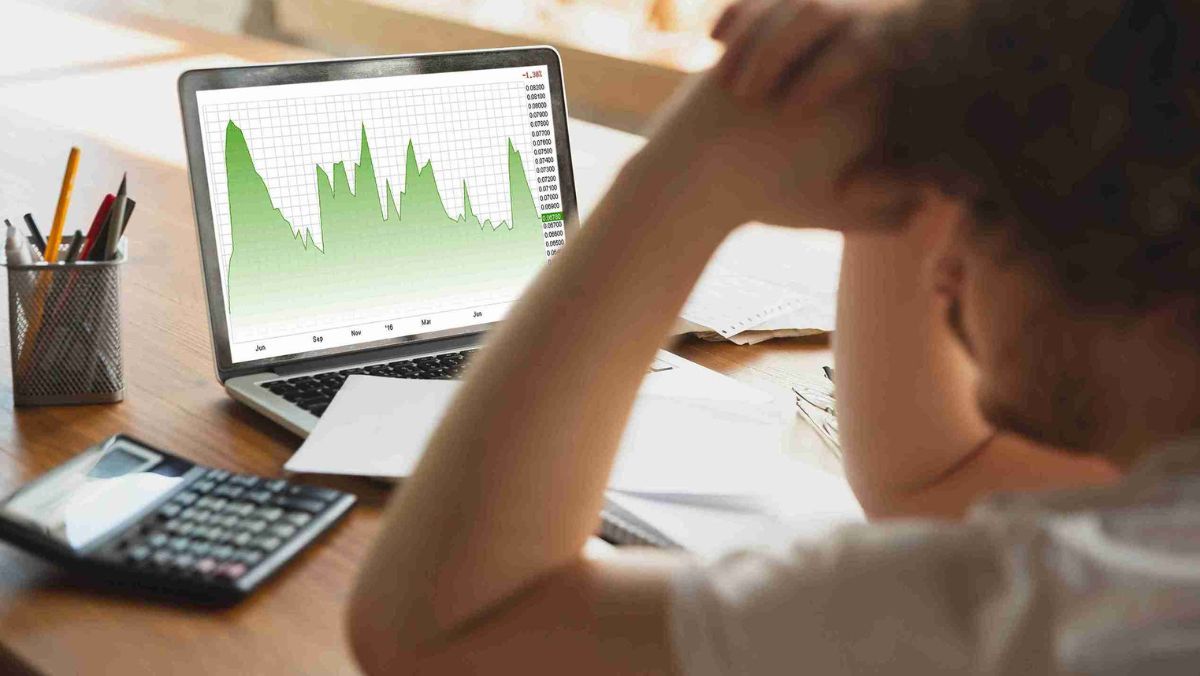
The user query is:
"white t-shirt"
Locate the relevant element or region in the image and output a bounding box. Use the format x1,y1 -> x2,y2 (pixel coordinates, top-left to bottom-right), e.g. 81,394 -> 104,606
670,442 -> 1200,675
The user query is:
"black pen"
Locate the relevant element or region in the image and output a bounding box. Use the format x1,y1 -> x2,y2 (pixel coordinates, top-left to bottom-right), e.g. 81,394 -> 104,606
823,366 -> 834,383
63,229 -> 85,263
22,213 -> 46,254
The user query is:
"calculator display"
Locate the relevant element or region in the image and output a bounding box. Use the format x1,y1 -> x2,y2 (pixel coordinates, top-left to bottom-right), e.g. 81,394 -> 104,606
0,440 -> 186,551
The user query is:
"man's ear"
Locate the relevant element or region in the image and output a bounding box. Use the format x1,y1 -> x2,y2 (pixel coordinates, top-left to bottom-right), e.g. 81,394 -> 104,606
909,187 -> 969,298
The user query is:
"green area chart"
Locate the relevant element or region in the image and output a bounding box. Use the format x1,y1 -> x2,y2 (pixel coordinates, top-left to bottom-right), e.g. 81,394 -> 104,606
223,120 -> 550,327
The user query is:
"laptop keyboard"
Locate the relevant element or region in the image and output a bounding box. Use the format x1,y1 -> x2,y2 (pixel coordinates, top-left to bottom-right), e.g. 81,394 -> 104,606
258,349 -> 476,418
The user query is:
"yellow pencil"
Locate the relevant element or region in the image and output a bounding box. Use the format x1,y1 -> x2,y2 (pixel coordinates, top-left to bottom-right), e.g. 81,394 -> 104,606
45,146 -> 80,263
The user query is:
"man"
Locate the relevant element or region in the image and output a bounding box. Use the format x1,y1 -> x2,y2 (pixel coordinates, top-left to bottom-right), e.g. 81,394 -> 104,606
348,0 -> 1200,672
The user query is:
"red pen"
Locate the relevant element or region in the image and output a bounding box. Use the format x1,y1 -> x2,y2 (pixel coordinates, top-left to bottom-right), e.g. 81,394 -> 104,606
80,193 -> 114,260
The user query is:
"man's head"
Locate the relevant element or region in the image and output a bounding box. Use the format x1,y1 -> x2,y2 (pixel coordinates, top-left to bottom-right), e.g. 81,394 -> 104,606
872,0 -> 1200,461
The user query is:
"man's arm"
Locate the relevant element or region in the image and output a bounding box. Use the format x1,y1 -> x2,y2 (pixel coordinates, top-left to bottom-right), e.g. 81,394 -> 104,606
344,7 -> 880,670
345,93 -> 736,673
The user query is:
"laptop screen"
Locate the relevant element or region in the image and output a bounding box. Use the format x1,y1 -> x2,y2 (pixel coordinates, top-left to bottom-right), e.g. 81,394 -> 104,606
193,62 -> 568,365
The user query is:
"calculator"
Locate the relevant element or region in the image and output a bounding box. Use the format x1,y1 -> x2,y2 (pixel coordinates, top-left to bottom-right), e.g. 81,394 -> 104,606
0,434 -> 356,605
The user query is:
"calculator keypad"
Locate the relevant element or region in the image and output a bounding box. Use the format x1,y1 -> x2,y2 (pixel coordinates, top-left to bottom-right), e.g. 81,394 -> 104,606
118,471 -> 349,584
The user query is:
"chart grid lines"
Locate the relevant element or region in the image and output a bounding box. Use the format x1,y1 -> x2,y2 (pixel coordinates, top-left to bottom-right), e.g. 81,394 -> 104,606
195,65 -> 564,363
202,82 -> 537,278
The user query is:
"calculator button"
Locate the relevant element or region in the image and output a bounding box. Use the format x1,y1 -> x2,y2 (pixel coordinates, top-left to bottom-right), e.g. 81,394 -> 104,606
172,491 -> 199,506
157,503 -> 182,520
229,475 -> 260,488
287,485 -> 341,502
211,545 -> 235,560
239,519 -> 268,534
174,553 -> 197,570
204,468 -> 231,482
193,509 -> 214,524
264,479 -> 288,493
126,544 -> 152,564
217,562 -> 247,580
151,550 -> 174,567
206,528 -> 228,543
213,485 -> 245,499
226,502 -> 255,517
190,526 -> 213,541
175,522 -> 196,537
253,536 -> 283,552
268,523 -> 297,539
195,497 -> 217,509
208,498 -> 229,511
245,490 -> 273,505
180,507 -> 198,521
233,532 -> 254,547
216,515 -> 240,529
254,507 -> 284,522
234,549 -> 264,566
272,497 -> 326,513
189,541 -> 213,557
168,537 -> 191,552
146,531 -> 169,548
191,480 -> 216,494
163,519 -> 185,533
284,512 -> 313,528
195,558 -> 219,576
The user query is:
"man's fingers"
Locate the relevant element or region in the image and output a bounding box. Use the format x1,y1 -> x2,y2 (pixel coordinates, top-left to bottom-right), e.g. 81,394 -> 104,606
714,0 -> 777,86
711,2 -> 741,39
736,5 -> 854,101
781,27 -> 875,111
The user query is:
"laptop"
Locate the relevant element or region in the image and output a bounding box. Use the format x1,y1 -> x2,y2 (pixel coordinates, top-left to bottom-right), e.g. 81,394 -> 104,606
178,47 -> 757,440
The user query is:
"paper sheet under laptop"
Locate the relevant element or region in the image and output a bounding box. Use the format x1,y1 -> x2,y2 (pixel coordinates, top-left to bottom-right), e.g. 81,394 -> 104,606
286,373 -> 808,497
680,224 -> 842,339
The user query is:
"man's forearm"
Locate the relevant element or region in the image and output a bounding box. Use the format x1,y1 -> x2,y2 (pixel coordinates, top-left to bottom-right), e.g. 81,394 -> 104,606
349,152 -> 734,654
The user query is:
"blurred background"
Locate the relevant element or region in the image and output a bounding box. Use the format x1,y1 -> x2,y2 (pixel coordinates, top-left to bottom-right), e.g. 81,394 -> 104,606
82,0 -> 730,131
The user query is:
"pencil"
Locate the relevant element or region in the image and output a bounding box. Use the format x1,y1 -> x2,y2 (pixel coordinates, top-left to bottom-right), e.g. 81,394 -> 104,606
45,146 -> 81,263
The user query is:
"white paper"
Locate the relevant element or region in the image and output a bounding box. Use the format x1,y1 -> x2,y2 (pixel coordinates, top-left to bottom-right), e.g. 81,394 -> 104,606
567,118 -> 645,219
604,465 -> 864,560
681,224 -> 843,338
286,373 -> 796,496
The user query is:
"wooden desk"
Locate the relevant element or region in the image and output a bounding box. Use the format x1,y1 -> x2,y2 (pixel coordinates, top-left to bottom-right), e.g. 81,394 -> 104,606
0,5 -> 834,674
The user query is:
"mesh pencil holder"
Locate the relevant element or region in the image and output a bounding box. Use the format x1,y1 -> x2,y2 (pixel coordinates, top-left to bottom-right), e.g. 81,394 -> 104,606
6,239 -> 126,405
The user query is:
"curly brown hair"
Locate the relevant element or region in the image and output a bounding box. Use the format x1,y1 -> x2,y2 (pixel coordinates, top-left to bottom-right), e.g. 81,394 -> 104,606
870,0 -> 1200,313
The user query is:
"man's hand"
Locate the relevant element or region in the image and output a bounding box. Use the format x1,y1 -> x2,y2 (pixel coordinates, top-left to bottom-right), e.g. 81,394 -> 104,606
627,0 -> 913,232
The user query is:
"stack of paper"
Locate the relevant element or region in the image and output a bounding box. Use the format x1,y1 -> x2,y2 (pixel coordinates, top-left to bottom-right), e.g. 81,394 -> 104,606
680,224 -> 843,345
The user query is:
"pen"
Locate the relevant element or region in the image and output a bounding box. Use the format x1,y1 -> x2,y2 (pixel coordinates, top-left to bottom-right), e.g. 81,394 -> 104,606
22,213 -> 46,255
823,366 -> 834,383
45,147 -> 81,263
80,194 -> 113,261
5,221 -> 33,266
63,229 -> 85,263
102,174 -> 127,260
120,197 -> 136,235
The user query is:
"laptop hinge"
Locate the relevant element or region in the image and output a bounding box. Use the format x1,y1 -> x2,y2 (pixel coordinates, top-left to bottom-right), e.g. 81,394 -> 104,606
271,333 -> 482,377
